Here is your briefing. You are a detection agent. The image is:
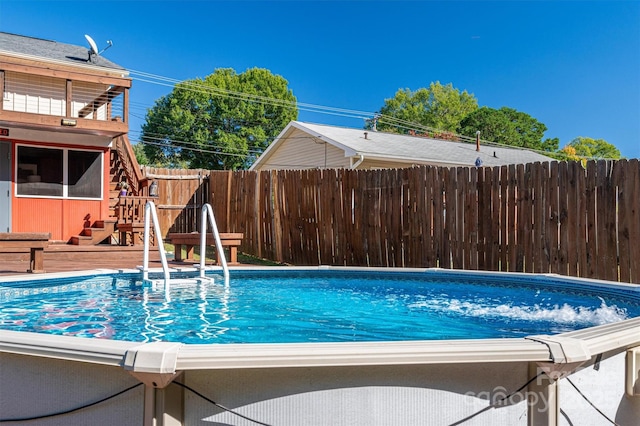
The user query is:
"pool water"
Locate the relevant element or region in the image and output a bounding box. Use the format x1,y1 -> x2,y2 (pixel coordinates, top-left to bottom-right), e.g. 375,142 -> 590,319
1,270 -> 639,344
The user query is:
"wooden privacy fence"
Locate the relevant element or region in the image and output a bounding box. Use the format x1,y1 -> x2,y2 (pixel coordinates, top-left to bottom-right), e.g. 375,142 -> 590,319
142,167 -> 210,235
209,159 -> 640,284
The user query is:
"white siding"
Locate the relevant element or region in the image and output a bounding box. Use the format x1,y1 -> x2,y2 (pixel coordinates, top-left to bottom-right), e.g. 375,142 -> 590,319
3,71 -> 109,120
3,71 -> 65,116
260,128 -> 349,170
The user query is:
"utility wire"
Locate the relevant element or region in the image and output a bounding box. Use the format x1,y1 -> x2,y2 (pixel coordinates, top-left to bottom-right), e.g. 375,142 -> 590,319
447,372 -> 621,426
447,371 -> 546,426
127,69 -> 477,142
565,377 -> 620,426
129,69 -> 372,118
173,381 -> 272,426
6,67 -> 605,159
123,68 -> 569,161
136,138 -> 256,158
0,383 -> 143,423
0,66 -> 566,161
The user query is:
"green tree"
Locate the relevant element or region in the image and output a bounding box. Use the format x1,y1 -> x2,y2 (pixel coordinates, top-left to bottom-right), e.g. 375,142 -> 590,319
459,106 -> 558,152
563,136 -> 621,160
373,82 -> 478,133
132,142 -> 149,166
141,68 -> 298,169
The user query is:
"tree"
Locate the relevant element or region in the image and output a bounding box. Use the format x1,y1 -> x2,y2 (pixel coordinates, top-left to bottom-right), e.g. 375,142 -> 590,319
458,106 -> 559,152
373,82 -> 478,134
556,145 -> 579,162
141,68 -> 298,169
562,137 -> 621,160
132,142 -> 149,166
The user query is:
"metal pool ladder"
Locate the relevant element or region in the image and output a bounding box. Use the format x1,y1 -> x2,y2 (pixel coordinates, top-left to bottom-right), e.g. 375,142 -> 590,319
141,200 -> 171,287
198,203 -> 230,284
140,201 -> 230,299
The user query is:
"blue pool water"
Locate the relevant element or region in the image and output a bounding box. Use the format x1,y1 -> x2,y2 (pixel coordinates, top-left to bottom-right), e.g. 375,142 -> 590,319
1,269 -> 639,344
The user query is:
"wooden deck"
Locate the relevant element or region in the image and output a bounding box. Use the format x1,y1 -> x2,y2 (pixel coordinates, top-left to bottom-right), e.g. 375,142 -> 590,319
0,243 -> 187,277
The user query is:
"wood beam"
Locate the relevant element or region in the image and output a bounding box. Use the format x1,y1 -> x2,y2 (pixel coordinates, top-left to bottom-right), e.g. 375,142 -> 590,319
0,110 -> 128,137
0,59 -> 131,88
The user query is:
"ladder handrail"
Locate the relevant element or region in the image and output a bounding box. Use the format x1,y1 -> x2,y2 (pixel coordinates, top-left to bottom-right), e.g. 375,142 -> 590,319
142,200 -> 170,288
200,203 -> 230,285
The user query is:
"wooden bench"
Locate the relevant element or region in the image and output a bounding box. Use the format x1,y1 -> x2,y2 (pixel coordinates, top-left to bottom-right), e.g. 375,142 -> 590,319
167,232 -> 243,265
0,232 -> 51,273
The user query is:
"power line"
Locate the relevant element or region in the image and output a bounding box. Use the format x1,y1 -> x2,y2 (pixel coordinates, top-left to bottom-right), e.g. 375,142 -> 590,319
128,69 -> 478,141
124,68 -> 566,161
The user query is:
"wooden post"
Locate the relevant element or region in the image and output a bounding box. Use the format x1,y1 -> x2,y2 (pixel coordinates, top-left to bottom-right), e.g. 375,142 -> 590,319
123,87 -> 129,124
272,170 -> 283,263
66,79 -> 73,117
0,71 -> 4,111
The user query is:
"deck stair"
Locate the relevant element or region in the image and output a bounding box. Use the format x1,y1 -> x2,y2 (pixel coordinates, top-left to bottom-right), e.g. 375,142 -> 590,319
68,219 -> 117,245
68,135 -> 148,246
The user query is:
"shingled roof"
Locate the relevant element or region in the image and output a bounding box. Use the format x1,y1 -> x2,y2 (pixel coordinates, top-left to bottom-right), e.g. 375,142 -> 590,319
252,121 -> 555,170
0,32 -> 125,71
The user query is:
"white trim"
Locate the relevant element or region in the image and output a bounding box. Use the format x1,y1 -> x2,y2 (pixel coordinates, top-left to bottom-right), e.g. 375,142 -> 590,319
354,152 -> 469,168
351,154 -> 365,169
2,314 -> 639,370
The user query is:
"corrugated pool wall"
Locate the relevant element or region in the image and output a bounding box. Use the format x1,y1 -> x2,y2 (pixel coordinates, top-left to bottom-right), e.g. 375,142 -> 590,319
207,159 -> 639,284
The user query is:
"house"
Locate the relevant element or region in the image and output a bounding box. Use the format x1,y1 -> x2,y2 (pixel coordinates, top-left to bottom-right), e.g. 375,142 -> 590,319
0,32 -> 146,243
249,121 -> 555,171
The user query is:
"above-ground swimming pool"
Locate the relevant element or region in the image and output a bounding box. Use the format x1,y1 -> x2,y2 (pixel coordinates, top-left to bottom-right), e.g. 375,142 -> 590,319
1,267 -> 640,426
1,268 -> 639,344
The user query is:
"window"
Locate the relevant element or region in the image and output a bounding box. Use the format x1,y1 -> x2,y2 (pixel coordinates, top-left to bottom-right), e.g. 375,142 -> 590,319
16,145 -> 102,199
68,150 -> 102,198
16,146 -> 63,196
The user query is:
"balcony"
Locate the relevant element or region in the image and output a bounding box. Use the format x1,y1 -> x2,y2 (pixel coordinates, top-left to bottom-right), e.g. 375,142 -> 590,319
0,65 -> 131,138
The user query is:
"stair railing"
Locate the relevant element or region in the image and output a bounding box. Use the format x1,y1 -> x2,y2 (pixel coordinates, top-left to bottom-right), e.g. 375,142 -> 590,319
117,196 -> 156,223
115,135 -> 148,196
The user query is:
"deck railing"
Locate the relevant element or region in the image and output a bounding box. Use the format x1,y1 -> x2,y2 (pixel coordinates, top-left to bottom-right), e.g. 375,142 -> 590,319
116,196 -> 157,224
1,70 -> 126,122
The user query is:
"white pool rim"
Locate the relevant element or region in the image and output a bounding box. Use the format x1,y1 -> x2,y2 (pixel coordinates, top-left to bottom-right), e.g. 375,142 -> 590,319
1,266 -> 639,375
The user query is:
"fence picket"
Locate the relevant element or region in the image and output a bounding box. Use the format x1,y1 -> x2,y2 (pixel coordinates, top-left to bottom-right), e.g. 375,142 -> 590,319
140,161 -> 639,284
627,160 -> 640,282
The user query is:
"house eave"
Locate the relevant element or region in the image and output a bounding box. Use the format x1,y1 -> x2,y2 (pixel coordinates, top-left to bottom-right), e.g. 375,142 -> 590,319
0,50 -> 129,78
351,152 -> 471,168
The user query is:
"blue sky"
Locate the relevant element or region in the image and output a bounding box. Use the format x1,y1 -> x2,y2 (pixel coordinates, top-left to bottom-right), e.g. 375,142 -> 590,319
1,0 -> 639,158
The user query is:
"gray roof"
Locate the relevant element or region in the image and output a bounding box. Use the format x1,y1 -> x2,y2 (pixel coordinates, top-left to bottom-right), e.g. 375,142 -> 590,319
286,121 -> 555,168
0,32 -> 125,71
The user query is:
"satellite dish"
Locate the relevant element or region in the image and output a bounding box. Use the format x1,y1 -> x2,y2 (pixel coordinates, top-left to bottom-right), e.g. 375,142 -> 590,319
84,34 -> 98,55
84,34 -> 113,63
